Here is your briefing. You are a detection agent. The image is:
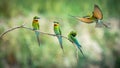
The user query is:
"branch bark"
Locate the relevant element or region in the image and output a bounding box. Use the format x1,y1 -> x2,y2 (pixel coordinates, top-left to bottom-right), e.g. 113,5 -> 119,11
0,25 -> 24,39
0,25 -> 70,42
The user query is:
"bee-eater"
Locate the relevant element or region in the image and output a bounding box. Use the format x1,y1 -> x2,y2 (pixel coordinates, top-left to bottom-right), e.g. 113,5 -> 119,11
32,16 -> 40,46
70,4 -> 109,28
53,21 -> 64,52
68,31 -> 85,57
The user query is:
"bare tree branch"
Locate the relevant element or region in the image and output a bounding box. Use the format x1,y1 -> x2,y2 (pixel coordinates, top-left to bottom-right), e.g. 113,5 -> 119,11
0,25 -> 24,39
0,25 -> 70,42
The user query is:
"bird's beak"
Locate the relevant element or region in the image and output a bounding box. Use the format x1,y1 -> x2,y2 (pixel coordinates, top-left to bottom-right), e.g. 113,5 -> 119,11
37,17 -> 40,19
53,21 -> 57,23
53,21 -> 59,24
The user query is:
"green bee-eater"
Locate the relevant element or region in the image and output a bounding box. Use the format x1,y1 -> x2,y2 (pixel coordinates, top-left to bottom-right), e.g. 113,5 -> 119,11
32,16 -> 40,46
53,21 -> 64,52
68,31 -> 84,57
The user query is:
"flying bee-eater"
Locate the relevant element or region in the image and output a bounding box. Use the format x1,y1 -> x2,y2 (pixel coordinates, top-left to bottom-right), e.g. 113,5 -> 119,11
70,4 -> 109,28
68,31 -> 85,57
53,21 -> 64,52
32,16 -> 40,46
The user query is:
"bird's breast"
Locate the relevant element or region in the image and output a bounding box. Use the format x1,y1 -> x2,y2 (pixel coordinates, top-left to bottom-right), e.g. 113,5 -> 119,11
33,20 -> 38,23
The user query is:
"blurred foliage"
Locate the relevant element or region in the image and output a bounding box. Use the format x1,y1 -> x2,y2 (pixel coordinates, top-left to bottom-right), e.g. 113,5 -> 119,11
0,0 -> 120,68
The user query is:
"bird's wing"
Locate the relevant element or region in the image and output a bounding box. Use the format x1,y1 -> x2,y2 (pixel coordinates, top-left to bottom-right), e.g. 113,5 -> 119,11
93,4 -> 103,20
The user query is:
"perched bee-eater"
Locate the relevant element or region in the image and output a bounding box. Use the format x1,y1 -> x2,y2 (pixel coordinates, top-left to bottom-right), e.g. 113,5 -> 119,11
32,16 -> 40,46
70,4 -> 109,28
53,21 -> 64,52
68,31 -> 85,57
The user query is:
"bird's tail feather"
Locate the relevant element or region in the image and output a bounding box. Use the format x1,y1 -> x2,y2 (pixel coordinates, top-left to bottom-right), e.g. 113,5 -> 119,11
79,48 -> 85,58
74,39 -> 85,57
96,20 -> 110,28
35,31 -> 40,46
102,22 -> 111,28
57,35 -> 64,53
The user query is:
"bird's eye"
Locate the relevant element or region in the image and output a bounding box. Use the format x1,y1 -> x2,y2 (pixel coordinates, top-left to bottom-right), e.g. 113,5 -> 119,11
72,33 -> 76,37
54,24 -> 57,26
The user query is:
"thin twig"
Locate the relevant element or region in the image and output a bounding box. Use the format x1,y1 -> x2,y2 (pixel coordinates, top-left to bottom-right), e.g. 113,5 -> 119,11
0,25 -> 70,42
0,25 -> 24,39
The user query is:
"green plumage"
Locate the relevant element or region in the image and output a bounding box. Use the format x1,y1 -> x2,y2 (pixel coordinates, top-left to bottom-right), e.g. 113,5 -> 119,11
32,16 -> 40,46
68,31 -> 85,57
32,22 -> 39,30
54,21 -> 64,52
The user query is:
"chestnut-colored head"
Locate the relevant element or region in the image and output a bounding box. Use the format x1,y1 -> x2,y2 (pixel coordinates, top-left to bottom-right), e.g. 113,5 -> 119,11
54,21 -> 59,26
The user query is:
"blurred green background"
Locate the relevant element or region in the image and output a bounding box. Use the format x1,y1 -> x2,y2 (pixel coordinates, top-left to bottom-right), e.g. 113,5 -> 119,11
0,0 -> 120,68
